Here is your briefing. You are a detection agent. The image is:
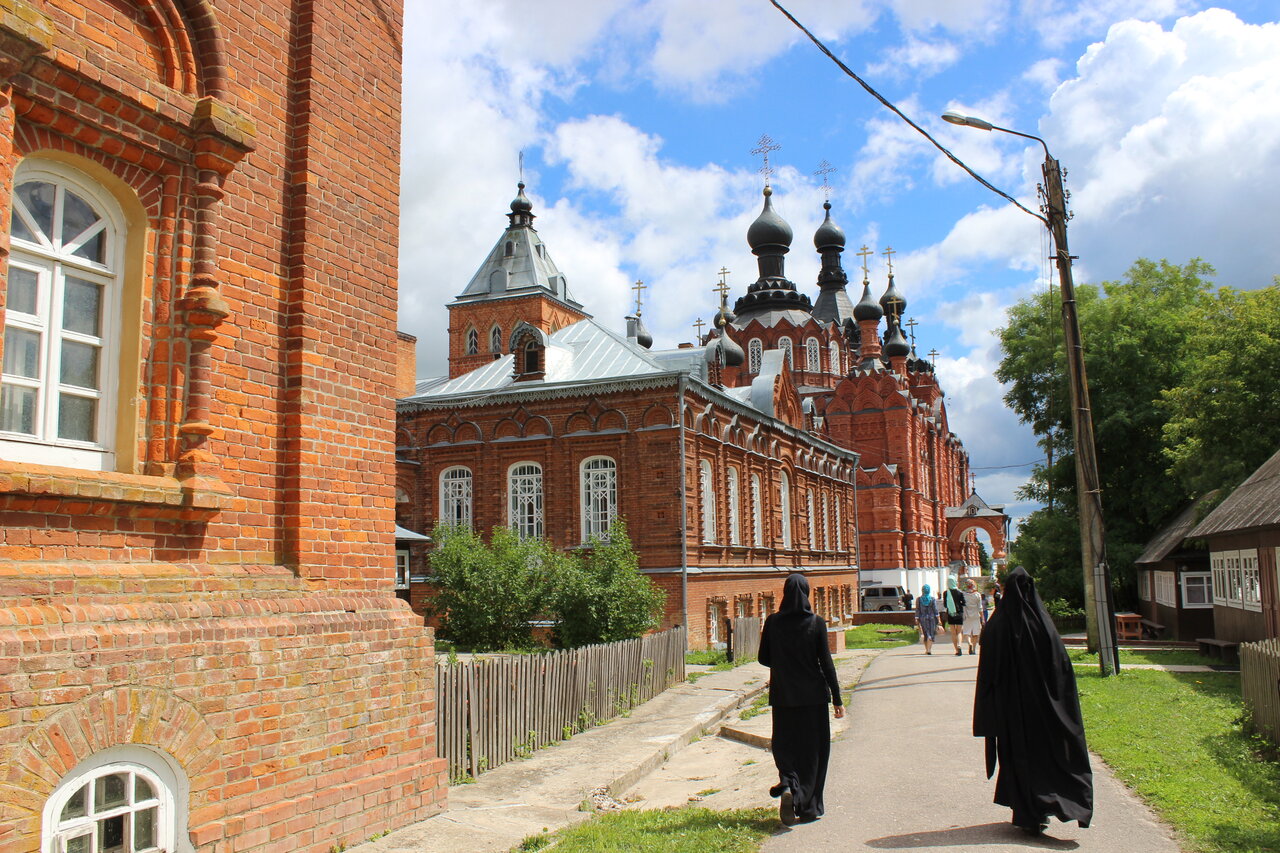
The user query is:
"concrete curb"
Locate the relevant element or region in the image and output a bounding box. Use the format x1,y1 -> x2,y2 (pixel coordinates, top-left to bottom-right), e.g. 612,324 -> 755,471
603,680 -> 768,796
718,724 -> 771,750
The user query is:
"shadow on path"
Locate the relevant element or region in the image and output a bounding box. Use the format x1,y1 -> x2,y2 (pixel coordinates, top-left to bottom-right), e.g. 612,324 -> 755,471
861,821 -> 1081,850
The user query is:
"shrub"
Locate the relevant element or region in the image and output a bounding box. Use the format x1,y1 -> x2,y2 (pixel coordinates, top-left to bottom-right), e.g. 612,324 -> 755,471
549,520 -> 665,648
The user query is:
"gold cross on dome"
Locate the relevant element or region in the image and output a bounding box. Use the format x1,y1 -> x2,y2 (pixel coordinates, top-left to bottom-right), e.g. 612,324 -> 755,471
693,317 -> 706,339
751,134 -> 781,187
856,245 -> 873,282
928,348 -> 939,365
632,279 -> 647,316
904,316 -> 919,348
714,268 -> 731,301
813,159 -> 836,200
882,245 -> 896,276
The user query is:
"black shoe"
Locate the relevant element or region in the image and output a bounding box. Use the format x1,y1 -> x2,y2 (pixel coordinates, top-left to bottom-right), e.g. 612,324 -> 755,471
969,648 -> 975,655
956,650 -> 962,656
780,790 -> 796,826
769,782 -> 785,798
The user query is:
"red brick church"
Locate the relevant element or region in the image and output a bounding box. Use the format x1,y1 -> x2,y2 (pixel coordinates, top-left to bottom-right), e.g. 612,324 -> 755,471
397,181 -> 1006,648
0,1 -> 445,851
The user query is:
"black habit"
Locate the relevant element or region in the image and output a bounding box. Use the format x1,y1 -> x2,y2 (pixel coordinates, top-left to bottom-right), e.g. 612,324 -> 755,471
759,574 -> 842,821
973,566 -> 1093,832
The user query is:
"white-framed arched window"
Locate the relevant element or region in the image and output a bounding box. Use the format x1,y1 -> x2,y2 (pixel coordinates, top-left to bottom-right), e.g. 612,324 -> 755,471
828,340 -> 840,375
822,492 -> 831,550
835,497 -> 844,550
727,466 -> 741,546
43,745 -> 191,853
806,337 -> 821,372
465,326 -> 479,355
439,466 -> 473,529
779,471 -> 792,550
3,160 -> 124,470
748,339 -> 762,374
777,337 -> 793,368
750,473 -> 763,547
489,324 -> 503,353
508,462 -> 543,540
806,489 -> 817,549
580,456 -> 617,541
699,459 -> 716,544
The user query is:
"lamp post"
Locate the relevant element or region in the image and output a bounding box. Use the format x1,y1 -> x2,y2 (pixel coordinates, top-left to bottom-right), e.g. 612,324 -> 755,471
941,110 -> 1119,676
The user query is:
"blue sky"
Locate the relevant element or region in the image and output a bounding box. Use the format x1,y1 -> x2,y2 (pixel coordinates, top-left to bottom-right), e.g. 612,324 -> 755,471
399,1 -> 1280,530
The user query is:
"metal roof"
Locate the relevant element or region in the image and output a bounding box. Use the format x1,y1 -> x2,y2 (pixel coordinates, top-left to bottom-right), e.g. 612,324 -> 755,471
394,524 -> 431,542
1191,447 -> 1280,537
454,221 -> 583,310
1135,493 -> 1216,565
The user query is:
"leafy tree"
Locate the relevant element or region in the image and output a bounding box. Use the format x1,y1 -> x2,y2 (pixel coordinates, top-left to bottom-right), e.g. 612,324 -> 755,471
548,519 -> 665,648
428,525 -> 564,651
977,541 -> 991,575
1162,283 -> 1280,499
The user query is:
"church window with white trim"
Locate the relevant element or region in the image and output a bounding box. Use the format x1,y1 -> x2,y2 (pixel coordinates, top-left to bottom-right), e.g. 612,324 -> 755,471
748,339 -> 762,374
806,337 -> 821,372
699,459 -> 716,544
439,466 -> 473,529
581,456 -> 617,540
508,462 -> 543,540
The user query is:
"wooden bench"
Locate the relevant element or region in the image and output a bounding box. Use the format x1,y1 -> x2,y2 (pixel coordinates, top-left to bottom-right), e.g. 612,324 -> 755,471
1196,637 -> 1240,665
1140,618 -> 1165,640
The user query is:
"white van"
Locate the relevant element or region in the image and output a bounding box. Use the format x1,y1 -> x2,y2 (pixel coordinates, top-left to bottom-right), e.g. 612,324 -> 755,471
861,585 -> 908,611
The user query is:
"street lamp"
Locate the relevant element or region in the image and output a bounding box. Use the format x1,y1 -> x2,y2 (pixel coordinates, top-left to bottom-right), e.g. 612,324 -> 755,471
942,110 -> 1119,676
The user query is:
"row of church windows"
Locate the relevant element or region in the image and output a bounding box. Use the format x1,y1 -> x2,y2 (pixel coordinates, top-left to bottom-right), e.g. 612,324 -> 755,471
697,463 -> 845,552
745,337 -> 842,375
464,324 -> 505,356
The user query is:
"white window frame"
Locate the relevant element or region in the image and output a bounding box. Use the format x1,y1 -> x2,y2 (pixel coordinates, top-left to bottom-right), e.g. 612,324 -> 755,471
1227,551 -> 1243,606
828,340 -> 841,375
1154,571 -> 1176,607
489,324 -> 502,353
438,466 -> 473,530
748,339 -> 762,374
43,745 -> 191,853
805,337 -> 821,372
465,326 -> 478,355
3,160 -> 124,470
580,455 -> 618,542
835,497 -> 843,551
777,338 -> 793,368
699,459 -> 716,544
1181,572 -> 1212,609
1211,553 -> 1227,605
726,466 -> 741,546
806,489 -> 816,549
394,549 -> 410,590
750,473 -> 763,548
508,462 -> 543,541
779,471 -> 792,550
1137,570 -> 1151,602
1242,549 -> 1261,611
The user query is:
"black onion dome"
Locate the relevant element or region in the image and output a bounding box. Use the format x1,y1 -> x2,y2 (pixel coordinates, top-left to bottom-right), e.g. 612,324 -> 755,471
879,273 -> 906,318
510,181 -> 533,214
746,187 -> 793,252
853,281 -> 883,321
884,321 -> 910,357
813,201 -> 845,250
634,315 -> 653,350
720,331 -> 745,367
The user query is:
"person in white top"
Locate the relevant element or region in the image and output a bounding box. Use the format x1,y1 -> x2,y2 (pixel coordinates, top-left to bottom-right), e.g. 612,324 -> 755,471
961,577 -> 986,655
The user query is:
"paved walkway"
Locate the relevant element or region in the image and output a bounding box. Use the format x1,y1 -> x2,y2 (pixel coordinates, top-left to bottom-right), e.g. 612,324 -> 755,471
762,643 -> 1183,852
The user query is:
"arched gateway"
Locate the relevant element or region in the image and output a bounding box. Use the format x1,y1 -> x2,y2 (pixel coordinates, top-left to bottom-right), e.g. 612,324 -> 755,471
946,493 -> 1010,569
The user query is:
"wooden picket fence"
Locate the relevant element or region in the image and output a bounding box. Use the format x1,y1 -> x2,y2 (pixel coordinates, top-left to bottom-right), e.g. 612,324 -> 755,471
730,616 -> 762,662
435,627 -> 687,782
1241,637 -> 1280,747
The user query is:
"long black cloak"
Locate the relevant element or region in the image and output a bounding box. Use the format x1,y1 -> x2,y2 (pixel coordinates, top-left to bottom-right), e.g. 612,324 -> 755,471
973,566 -> 1093,831
759,574 -> 842,821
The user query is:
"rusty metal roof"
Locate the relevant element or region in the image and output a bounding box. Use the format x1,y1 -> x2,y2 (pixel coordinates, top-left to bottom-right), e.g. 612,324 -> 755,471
1191,447 -> 1280,537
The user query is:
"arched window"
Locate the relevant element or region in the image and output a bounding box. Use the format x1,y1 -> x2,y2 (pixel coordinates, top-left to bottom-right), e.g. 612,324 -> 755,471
439,466 -> 473,529
508,462 -> 543,540
699,459 -> 716,544
3,161 -> 123,470
806,337 -> 821,372
779,471 -> 792,550
523,340 -> 540,374
465,326 -> 479,355
750,473 -> 763,547
822,492 -> 831,550
504,240 -> 514,257
490,324 -> 503,353
727,466 -> 741,546
829,340 -> 841,374
777,337 -> 793,368
807,489 -> 817,549
580,456 -> 617,541
748,339 -> 762,374
835,497 -> 844,550
44,746 -> 187,853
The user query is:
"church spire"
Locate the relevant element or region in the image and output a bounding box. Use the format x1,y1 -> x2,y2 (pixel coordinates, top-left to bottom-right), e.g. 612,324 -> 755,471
811,197 -> 855,326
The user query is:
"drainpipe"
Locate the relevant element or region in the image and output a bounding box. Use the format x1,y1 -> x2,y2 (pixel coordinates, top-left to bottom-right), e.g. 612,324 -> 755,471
677,374 -> 689,647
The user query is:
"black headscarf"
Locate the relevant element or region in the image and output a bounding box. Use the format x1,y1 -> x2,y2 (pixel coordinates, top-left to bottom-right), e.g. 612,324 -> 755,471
973,567 -> 1093,829
778,573 -> 813,615
759,574 -> 840,708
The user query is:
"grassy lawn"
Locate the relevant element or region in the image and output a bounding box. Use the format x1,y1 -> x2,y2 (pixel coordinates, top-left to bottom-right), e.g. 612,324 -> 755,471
514,807 -> 778,852
1068,648 -> 1213,667
1077,668 -> 1280,853
844,623 -> 919,649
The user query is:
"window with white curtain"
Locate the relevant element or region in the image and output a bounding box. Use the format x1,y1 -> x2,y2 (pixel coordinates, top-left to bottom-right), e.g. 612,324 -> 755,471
780,472 -> 792,549
508,462 -> 543,540
751,473 -> 763,547
699,459 -> 716,544
806,337 -> 821,372
439,466 -> 473,529
748,339 -> 762,374
580,456 -> 618,541
727,466 -> 741,546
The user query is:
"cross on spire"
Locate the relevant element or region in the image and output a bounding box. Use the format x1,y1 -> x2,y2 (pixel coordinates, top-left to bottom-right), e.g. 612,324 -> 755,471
904,316 -> 919,348
882,245 -> 896,276
751,134 -> 781,187
693,317 -> 706,340
928,348 -> 939,366
856,245 -> 874,282
714,268 -> 731,301
813,159 -> 836,201
632,280 -> 647,316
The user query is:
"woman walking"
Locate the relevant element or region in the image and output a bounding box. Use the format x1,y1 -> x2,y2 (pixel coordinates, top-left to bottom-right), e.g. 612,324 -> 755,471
942,577 -> 966,656
961,578 -> 985,655
914,584 -> 941,654
973,566 -> 1093,836
759,574 -> 845,825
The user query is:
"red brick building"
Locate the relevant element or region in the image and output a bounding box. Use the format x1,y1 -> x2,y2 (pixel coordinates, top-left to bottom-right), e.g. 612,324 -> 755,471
398,185 -> 1004,647
0,2 -> 445,851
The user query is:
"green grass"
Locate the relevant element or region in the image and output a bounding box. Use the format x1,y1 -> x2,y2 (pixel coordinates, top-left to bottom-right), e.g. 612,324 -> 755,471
686,649 -> 729,666
739,693 -> 770,721
844,623 -> 919,649
523,807 -> 777,852
1068,648 -> 1213,667
1077,668 -> 1280,853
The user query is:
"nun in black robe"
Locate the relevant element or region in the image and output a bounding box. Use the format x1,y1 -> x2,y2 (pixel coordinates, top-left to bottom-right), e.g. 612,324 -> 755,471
759,573 -> 844,825
973,566 -> 1093,835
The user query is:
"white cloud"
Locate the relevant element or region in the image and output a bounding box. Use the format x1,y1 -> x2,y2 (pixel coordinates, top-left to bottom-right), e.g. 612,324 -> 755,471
866,37 -> 962,79
1023,57 -> 1063,90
